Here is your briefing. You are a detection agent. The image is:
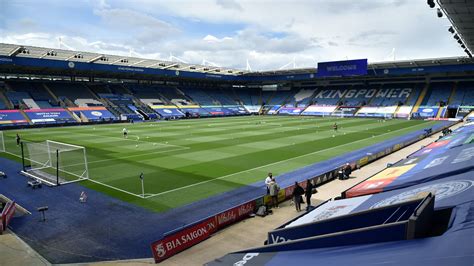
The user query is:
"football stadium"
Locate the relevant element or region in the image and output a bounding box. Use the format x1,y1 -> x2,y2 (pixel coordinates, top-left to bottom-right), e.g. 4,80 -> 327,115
0,1 -> 473,265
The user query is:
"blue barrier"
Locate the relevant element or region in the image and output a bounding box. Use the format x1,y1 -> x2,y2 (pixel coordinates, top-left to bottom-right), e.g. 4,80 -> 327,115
268,199 -> 423,244
153,108 -> 185,117
0,110 -> 28,127
23,108 -> 75,124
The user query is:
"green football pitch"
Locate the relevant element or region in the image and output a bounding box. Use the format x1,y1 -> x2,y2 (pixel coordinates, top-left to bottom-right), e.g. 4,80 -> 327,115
0,116 -> 438,212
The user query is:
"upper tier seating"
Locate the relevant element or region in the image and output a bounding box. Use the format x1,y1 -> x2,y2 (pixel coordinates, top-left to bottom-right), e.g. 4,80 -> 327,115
421,83 -> 453,106
341,85 -> 375,107
5,81 -> 55,109
450,82 -> 474,107
74,99 -> 103,107
127,84 -> 162,99
0,95 -> 6,109
286,88 -> 316,107
47,82 -> 97,106
180,86 -> 217,106
5,91 -> 31,107
312,87 -> 345,106
369,84 -> 416,106
202,88 -> 235,105
267,90 -> 293,105
233,88 -> 260,106
157,86 -> 192,105
7,81 -> 58,107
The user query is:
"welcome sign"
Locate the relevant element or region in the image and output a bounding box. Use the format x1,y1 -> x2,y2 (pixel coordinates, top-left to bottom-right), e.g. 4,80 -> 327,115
317,59 -> 368,77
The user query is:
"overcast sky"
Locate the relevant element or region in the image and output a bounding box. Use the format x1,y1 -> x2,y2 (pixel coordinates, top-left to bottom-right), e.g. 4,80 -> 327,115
0,0 -> 464,71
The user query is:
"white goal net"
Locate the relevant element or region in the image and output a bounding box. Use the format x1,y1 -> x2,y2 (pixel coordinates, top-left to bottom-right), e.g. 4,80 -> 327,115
331,109 -> 346,118
23,140 -> 89,186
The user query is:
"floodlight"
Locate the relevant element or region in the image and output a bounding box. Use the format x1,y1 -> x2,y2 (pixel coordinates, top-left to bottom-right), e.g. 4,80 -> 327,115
448,26 -> 454,34
427,0 -> 435,8
437,8 -> 443,17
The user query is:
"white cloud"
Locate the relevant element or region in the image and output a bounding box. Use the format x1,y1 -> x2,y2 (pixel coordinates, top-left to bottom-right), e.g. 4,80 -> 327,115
216,0 -> 243,11
203,35 -> 233,43
1,0 -> 465,70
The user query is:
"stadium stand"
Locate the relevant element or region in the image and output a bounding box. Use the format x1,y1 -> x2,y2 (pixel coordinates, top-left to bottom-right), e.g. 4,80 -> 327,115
126,84 -> 163,101
260,90 -> 274,106
0,84 -> 11,110
450,81 -> 474,107
220,87 -> 241,105
46,82 -> 100,107
5,91 -> 32,109
312,87 -> 346,106
157,85 -> 194,106
88,83 -> 113,95
368,83 -> 415,106
231,88 -> 250,105
180,86 -> 217,106
6,81 -> 58,109
286,88 -> 316,107
403,84 -> 423,106
0,78 -> 472,125
201,87 -> 236,105
340,85 -> 374,107
265,90 -> 291,106
98,93 -> 143,120
421,82 -> 454,106
0,98 -> 6,110
249,89 -> 262,105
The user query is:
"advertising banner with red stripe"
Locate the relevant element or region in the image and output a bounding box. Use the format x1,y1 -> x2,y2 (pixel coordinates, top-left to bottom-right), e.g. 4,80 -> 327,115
151,217 -> 217,262
151,200 -> 257,262
215,201 -> 256,229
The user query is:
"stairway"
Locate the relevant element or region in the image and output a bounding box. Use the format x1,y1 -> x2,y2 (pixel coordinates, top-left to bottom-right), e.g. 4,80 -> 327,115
43,84 -> 60,105
0,91 -> 13,109
19,110 -> 32,124
446,82 -> 457,106
412,83 -> 429,113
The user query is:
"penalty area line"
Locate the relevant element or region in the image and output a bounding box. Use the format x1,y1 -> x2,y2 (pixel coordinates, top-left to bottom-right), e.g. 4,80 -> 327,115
87,179 -> 145,198
80,146 -> 190,166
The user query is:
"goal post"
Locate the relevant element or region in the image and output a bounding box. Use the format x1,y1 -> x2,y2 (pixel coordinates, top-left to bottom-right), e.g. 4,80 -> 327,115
22,140 -> 89,186
331,109 -> 345,118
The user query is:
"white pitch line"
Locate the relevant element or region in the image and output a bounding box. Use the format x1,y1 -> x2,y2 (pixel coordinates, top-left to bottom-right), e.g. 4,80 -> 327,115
87,178 -> 145,198
67,146 -> 190,167
144,122 -> 426,199
0,149 -> 144,199
23,129 -> 187,149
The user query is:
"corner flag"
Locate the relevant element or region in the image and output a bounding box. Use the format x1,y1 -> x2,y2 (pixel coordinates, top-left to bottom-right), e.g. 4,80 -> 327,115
140,173 -> 144,180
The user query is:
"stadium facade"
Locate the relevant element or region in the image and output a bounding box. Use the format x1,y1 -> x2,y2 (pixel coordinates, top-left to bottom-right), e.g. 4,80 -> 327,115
1,43 -> 474,129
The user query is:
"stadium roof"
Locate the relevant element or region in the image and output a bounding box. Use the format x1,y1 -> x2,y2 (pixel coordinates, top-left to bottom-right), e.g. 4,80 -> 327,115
0,43 -> 248,76
246,56 -> 474,76
1,43 -> 474,79
439,0 -> 474,57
